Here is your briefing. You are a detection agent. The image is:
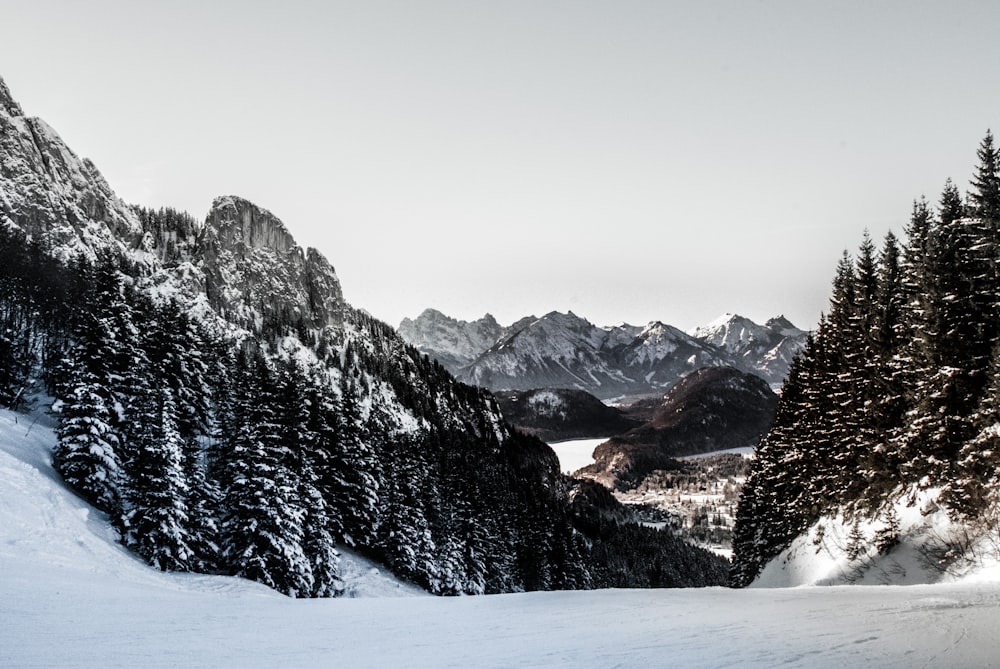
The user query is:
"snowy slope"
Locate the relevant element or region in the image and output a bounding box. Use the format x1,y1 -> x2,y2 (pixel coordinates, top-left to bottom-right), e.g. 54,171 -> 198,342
5,404 -> 1000,668
0,404 -> 425,600
753,490 -> 1000,590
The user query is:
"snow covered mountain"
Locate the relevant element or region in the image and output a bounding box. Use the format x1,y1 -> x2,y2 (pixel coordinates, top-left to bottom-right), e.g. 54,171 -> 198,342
399,309 -> 808,399
397,308 -> 504,370
0,74 -> 729,596
688,313 -> 808,386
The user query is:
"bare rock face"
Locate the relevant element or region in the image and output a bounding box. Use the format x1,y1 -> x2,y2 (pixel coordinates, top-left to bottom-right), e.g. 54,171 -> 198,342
398,308 -> 505,372
199,196 -> 344,330
0,76 -> 144,258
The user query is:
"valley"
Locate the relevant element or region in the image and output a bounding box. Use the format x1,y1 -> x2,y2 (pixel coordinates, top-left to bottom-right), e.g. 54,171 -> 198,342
552,437 -> 750,558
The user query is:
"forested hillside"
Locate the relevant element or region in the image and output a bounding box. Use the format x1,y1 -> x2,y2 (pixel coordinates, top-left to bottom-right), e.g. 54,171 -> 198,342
732,132 -> 1000,586
0,75 -> 728,596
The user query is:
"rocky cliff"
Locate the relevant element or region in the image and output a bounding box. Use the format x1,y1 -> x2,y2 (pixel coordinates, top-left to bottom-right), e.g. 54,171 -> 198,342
199,196 -> 344,329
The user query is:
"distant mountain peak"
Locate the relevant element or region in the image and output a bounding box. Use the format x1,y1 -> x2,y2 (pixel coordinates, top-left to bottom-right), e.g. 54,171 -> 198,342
765,315 -> 804,337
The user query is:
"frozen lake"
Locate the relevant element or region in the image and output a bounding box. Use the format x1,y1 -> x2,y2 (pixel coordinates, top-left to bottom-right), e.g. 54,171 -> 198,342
547,437 -> 607,473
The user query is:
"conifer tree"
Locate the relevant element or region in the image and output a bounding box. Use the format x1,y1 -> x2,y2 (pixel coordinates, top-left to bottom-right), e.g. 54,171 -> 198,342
121,386 -> 194,571
734,134 -> 1000,585
331,373 -> 380,547
275,357 -> 341,597
54,254 -> 138,514
218,350 -> 313,597
54,368 -> 122,511
970,130 -> 1000,223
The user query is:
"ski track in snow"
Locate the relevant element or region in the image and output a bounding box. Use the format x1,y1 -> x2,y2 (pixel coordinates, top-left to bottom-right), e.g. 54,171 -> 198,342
4,408 -> 1000,668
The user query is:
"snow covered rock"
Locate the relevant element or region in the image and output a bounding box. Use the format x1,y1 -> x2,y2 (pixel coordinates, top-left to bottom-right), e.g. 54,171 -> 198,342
199,196 -> 345,329
688,313 -> 808,387
397,308 -> 504,371
400,308 -> 808,399
0,78 -> 144,260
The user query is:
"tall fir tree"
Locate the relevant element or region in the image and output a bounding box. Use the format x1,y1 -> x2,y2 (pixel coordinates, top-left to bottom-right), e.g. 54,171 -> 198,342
121,385 -> 194,571
218,350 -> 313,597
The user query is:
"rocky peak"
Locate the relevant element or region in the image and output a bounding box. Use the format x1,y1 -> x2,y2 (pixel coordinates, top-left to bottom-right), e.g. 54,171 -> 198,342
199,196 -> 343,330
203,196 -> 299,256
0,79 -> 143,258
689,313 -> 771,353
765,315 -> 805,338
397,308 -> 505,373
0,76 -> 24,118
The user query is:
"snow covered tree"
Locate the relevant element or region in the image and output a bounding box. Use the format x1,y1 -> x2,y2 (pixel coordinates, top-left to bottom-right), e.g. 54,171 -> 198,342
275,357 -> 341,597
374,433 -> 439,590
53,253 -> 138,514
54,369 -> 122,511
218,350 -> 313,597
734,134 -> 1000,585
970,130 -> 1000,224
329,373 -> 380,548
120,386 -> 194,571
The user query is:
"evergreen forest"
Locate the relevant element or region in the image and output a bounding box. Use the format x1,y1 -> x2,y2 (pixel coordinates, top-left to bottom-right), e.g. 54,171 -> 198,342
0,209 -> 728,596
732,131 -> 1000,586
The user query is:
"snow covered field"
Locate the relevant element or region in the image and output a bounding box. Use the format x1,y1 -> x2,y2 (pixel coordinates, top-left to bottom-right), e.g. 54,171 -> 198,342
5,408 -> 1000,668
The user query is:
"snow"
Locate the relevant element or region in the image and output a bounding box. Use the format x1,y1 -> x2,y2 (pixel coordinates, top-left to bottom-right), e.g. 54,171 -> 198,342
548,437 -> 606,473
5,406 -> 1000,667
753,488 -> 1000,590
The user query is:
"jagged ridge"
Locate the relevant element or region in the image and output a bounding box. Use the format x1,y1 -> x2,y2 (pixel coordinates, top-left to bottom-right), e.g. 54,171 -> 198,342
400,309 -> 808,399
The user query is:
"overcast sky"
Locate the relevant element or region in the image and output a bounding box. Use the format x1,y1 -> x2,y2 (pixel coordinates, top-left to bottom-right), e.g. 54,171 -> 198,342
3,1 -> 999,331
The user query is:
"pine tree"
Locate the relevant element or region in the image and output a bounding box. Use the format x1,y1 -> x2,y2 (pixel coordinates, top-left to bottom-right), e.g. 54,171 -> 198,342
734,135 -> 1000,584
331,373 -> 380,547
845,518 -> 866,561
945,341 -> 1000,515
218,350 -> 313,597
375,433 -> 439,589
275,357 -> 341,597
900,180 -> 981,482
54,368 -> 122,511
53,253 -> 138,514
970,130 -> 1000,223
121,386 -> 194,571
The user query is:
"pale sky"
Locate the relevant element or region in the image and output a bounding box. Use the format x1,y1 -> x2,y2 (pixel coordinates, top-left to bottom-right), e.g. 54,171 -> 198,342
3,1 -> 999,331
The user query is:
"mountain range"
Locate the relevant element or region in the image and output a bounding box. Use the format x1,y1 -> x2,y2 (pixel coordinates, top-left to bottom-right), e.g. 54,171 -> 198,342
399,308 -> 808,399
